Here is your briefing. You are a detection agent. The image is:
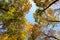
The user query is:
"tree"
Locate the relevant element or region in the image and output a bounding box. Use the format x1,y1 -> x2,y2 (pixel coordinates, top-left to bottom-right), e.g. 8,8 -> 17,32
30,0 -> 60,40
0,0 -> 32,40
0,0 -> 60,40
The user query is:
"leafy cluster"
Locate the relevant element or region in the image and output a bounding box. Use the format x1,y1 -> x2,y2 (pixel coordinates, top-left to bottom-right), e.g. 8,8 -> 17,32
0,0 -> 32,40
33,0 -> 60,40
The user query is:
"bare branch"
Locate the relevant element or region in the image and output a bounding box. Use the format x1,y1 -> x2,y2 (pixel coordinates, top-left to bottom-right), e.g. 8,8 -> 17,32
39,0 -> 59,15
44,0 -> 59,11
47,20 -> 60,22
42,32 -> 60,40
43,18 -> 60,22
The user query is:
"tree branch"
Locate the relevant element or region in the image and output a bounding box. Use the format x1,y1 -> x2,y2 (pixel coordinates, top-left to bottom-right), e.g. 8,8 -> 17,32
43,0 -> 59,11
39,0 -> 59,16
42,32 -> 60,40
44,18 -> 60,22
47,20 -> 60,22
0,7 -> 8,11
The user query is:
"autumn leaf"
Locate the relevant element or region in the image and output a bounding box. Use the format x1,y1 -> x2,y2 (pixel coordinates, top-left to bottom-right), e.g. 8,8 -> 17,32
46,8 -> 56,19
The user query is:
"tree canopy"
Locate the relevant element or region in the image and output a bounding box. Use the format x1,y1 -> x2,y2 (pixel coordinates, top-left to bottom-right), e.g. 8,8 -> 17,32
0,0 -> 60,40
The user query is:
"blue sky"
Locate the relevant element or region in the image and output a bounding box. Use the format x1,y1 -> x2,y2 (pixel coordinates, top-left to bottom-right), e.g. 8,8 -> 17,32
25,3 -> 37,24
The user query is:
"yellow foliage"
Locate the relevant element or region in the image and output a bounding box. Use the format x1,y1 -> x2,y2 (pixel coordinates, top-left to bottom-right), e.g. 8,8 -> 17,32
22,18 -> 27,23
8,35 -> 17,40
23,2 -> 32,14
46,8 -> 56,19
9,8 -> 16,13
58,31 -> 60,35
17,22 -> 32,40
25,22 -> 32,32
20,33 -> 26,40
0,0 -> 32,40
0,34 -> 9,40
39,16 -> 46,24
